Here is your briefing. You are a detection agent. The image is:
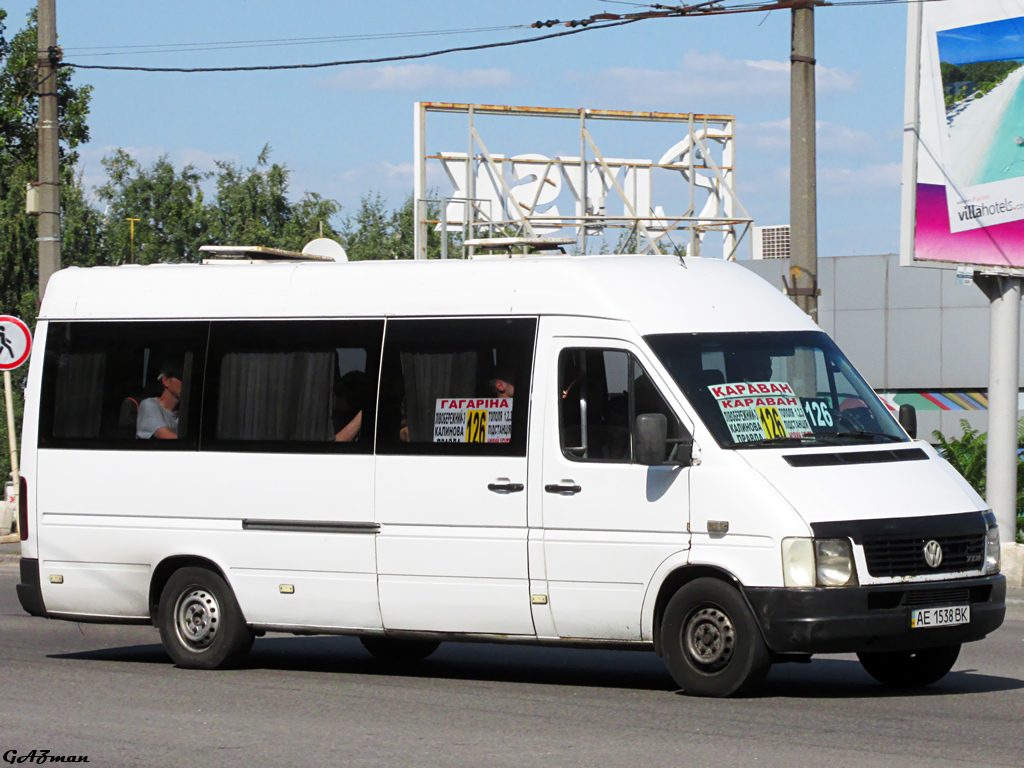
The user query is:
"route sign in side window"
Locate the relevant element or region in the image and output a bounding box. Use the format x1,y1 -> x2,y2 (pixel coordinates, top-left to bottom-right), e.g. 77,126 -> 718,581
38,321 -> 209,451
376,317 -> 537,457
558,347 -> 687,463
203,320 -> 383,454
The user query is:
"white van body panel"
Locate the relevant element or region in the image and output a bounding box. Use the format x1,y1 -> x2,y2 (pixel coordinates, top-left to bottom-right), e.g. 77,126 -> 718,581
35,446 -> 381,627
38,256 -> 818,336
375,455 -> 534,635
534,318 -> 692,641
687,451 -> 808,589
738,442 -> 985,525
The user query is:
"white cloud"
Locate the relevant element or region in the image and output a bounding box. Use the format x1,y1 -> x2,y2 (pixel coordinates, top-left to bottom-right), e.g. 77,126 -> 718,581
819,162 -> 902,192
382,161 -> 414,180
317,64 -> 520,91
564,50 -> 856,111
741,118 -> 880,158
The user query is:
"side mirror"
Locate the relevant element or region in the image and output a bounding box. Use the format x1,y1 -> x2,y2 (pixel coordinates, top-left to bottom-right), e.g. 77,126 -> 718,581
634,413 -> 668,465
898,404 -> 917,439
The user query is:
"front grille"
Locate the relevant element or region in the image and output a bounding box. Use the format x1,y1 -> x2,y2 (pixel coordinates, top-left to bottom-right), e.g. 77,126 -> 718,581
901,587 -> 970,608
862,533 -> 985,577
867,585 -> 991,611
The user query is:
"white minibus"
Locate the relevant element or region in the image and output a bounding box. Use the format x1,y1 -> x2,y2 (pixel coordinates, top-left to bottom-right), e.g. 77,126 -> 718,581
15,254 -> 1005,697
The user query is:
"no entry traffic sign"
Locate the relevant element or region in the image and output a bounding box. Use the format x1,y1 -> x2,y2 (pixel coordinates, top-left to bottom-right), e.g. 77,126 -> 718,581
0,316 -> 32,371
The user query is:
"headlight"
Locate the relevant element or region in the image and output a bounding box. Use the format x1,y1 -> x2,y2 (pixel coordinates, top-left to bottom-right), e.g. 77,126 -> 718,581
983,510 -> 1000,575
985,526 -> 1001,575
782,537 -> 858,588
815,538 -> 858,587
782,538 -> 815,587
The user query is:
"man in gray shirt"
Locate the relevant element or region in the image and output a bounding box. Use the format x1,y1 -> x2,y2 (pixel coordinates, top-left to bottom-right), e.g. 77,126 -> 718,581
137,364 -> 182,439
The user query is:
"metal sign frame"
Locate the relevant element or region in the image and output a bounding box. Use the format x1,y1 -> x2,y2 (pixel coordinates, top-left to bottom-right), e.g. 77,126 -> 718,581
413,102 -> 753,260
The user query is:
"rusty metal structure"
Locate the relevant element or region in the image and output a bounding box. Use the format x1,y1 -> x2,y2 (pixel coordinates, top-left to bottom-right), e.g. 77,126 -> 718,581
413,102 -> 752,260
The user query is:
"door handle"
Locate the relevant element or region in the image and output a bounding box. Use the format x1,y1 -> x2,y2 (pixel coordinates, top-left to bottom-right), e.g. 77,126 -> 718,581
544,483 -> 582,495
488,481 -> 525,494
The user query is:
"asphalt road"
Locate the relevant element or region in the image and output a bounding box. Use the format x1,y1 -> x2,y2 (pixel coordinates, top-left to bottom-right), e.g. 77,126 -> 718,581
1,560 -> 1022,768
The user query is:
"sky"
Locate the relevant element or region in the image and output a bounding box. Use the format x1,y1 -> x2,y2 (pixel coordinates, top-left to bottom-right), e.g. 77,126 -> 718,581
0,0 -> 911,259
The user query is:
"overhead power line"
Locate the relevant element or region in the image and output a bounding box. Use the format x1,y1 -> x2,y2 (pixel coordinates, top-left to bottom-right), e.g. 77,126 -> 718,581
62,25 -> 530,58
536,0 -> 956,27
57,19 -> 639,74
51,0 -> 939,76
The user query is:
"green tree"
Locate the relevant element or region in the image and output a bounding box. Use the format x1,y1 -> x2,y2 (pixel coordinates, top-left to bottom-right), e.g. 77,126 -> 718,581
1,8 -> 95,314
95,145 -> 341,262
338,192 -> 393,261
0,9 -> 95,485
96,149 -> 209,264
206,144 -> 340,251
339,192 -> 459,260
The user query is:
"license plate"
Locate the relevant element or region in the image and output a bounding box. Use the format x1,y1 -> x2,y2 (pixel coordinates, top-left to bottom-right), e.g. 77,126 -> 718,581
910,605 -> 970,629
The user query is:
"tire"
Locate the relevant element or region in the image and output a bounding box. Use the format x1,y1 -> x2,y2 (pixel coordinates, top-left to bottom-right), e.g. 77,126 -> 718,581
158,567 -> 254,670
360,636 -> 440,663
660,578 -> 771,697
857,644 -> 961,688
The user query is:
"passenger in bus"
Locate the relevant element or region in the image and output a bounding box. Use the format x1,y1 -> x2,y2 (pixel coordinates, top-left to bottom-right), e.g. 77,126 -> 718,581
332,369 -> 365,442
488,373 -> 515,397
136,364 -> 181,439
334,412 -> 361,442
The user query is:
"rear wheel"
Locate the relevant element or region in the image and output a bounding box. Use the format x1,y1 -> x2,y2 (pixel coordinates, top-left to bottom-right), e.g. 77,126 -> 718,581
158,567 -> 254,670
360,636 -> 440,663
857,644 -> 961,688
660,578 -> 770,697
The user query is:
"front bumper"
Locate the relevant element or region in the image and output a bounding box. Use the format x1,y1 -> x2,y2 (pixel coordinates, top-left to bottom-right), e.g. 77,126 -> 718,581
745,574 -> 1005,655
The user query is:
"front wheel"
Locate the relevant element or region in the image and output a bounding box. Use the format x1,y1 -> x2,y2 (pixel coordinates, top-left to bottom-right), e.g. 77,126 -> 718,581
857,644 -> 961,688
158,567 -> 254,670
660,578 -> 770,697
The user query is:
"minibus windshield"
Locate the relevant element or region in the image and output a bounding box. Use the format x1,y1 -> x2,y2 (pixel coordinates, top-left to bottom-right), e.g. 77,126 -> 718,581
646,330 -> 908,449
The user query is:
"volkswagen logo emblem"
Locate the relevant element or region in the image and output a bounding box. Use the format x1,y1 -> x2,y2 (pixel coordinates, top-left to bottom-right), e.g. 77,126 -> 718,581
923,540 -> 943,568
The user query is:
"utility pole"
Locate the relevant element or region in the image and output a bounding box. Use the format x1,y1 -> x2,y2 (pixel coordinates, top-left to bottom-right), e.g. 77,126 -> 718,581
37,0 -> 61,301
789,2 -> 819,322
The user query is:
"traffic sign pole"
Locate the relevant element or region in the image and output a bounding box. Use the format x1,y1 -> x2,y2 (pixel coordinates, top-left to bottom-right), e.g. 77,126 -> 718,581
4,370 -> 18,536
0,315 -> 33,539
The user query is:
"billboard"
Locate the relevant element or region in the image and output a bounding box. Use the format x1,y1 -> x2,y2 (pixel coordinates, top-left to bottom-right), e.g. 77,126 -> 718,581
903,1 -> 1024,269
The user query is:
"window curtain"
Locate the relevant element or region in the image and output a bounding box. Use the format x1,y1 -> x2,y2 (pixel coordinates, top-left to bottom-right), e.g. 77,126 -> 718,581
400,351 -> 477,442
217,351 -> 334,441
53,353 -> 105,438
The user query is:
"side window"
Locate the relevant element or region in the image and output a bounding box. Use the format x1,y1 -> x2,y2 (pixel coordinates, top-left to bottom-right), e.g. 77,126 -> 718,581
559,347 -> 686,463
377,317 -> 536,457
204,320 -> 383,454
38,321 -> 208,450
